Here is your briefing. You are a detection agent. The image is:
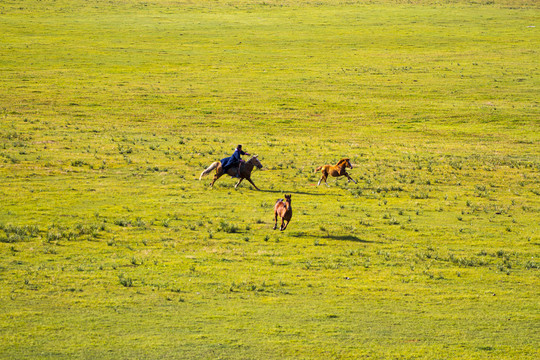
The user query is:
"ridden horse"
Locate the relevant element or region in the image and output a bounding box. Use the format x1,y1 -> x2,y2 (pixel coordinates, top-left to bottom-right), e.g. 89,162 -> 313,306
199,155 -> 263,190
315,158 -> 357,186
273,194 -> 292,231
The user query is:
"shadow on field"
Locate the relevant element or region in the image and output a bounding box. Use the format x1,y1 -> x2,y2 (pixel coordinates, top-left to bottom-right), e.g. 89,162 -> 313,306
323,235 -> 378,243
289,232 -> 378,244
260,189 -> 331,196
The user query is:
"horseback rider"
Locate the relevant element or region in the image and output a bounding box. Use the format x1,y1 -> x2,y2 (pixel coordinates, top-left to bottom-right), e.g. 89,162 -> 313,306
221,145 -> 250,177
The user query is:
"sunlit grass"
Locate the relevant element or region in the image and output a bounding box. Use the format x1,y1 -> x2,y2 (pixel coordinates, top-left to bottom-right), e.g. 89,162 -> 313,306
0,0 -> 538,359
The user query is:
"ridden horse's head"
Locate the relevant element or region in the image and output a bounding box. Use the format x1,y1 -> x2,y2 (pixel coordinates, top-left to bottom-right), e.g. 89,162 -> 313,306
249,155 -> 263,169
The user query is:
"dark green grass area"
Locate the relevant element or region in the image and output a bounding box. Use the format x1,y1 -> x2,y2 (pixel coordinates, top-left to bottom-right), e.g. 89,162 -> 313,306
0,0 -> 539,359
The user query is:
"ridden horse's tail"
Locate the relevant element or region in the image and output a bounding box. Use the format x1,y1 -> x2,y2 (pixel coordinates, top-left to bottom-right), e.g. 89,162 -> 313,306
199,161 -> 220,180
314,166 -> 323,173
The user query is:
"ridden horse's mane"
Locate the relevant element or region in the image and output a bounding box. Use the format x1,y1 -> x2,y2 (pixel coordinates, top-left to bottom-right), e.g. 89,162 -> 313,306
243,155 -> 261,169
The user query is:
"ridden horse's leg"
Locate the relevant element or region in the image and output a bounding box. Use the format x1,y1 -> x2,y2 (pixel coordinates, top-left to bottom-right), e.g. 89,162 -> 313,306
209,165 -> 226,188
234,178 -> 244,189
210,172 -> 223,188
245,177 -> 260,191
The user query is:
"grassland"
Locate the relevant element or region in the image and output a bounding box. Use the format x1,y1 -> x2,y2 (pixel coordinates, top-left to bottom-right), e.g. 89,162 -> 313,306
0,0 -> 539,358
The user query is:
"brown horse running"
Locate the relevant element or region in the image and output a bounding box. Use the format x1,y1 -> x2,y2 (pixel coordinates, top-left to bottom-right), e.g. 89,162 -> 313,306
315,158 -> 357,186
199,155 -> 263,190
273,194 -> 292,231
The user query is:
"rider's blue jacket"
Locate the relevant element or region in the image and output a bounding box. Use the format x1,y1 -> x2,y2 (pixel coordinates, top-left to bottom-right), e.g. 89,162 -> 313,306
221,148 -> 246,169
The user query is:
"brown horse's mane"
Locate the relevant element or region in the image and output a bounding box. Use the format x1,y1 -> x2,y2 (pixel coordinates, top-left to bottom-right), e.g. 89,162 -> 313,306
336,158 -> 350,167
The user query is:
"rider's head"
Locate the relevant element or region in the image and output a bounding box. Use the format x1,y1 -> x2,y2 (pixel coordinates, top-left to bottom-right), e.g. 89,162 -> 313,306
237,144 -> 242,150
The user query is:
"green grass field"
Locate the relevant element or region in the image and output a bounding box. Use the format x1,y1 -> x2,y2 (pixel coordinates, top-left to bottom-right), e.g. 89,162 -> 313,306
1,0 -> 539,358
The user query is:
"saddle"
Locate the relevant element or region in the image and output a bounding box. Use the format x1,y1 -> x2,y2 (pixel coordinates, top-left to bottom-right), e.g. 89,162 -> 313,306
231,161 -> 243,178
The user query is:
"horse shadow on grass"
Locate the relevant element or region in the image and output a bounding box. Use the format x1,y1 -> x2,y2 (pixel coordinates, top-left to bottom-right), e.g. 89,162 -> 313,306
259,189 -> 333,197
324,234 -> 378,243
288,232 -> 379,244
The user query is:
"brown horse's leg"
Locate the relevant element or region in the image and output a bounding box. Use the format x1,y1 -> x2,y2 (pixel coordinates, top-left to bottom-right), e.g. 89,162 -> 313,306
273,212 -> 278,230
281,219 -> 289,231
317,171 -> 327,186
319,172 -> 329,187
342,171 -> 357,184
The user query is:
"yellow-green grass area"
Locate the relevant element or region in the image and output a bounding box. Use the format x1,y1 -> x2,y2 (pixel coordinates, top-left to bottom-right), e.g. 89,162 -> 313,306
0,0 -> 538,358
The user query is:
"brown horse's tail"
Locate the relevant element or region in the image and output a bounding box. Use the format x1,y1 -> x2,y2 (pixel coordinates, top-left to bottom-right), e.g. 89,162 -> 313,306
199,161 -> 220,180
315,166 -> 323,173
